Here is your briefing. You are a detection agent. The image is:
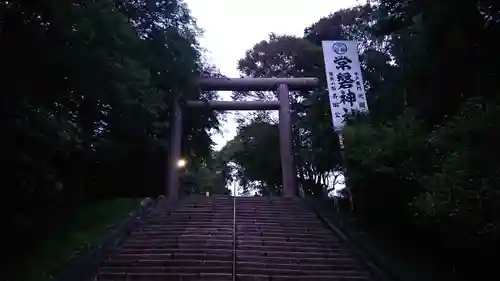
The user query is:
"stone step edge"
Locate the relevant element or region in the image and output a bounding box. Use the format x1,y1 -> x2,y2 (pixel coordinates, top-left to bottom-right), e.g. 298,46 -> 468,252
95,272 -> 369,279
97,266 -> 365,275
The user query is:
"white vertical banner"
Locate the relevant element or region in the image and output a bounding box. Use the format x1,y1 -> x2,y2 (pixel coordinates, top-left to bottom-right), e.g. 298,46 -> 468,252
322,41 -> 368,131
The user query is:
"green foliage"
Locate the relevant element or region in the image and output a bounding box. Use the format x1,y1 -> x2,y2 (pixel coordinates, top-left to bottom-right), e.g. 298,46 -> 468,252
181,150 -> 232,196
343,111 -> 429,223
2,0 -> 220,277
339,1 -> 500,277
227,0 -> 500,278
11,198 -> 139,281
413,100 -> 500,256
224,4 -> 388,196
344,100 -> 500,277
220,122 -> 283,195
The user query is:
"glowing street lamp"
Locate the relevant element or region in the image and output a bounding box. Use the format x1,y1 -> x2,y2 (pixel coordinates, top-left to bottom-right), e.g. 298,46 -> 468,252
176,158 -> 187,169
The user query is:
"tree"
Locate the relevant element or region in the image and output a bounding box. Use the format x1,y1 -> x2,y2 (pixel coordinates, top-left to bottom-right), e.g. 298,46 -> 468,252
228,4 -> 389,197
220,121 -> 283,196
342,1 -> 500,278
227,1 -> 500,279
1,0 -> 220,277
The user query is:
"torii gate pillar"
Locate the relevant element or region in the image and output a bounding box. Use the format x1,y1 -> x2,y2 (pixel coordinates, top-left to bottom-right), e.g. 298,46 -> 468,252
167,77 -> 318,200
166,100 -> 182,202
277,84 -> 296,197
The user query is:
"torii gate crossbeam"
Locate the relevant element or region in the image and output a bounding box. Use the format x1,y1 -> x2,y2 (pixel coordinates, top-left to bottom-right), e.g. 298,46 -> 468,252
167,77 -> 318,200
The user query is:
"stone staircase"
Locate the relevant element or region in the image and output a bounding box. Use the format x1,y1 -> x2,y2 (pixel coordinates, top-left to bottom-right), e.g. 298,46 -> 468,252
90,195 -> 373,280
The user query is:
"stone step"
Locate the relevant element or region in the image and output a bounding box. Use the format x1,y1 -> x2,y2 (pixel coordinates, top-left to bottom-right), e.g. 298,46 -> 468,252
113,247 -> 347,258
234,249 -> 350,259
122,238 -> 233,245
236,205 -> 306,209
235,267 -> 368,278
131,229 -> 331,238
98,265 -> 232,274
157,214 -> 234,218
235,273 -> 370,280
235,217 -> 318,222
136,227 -> 233,232
118,243 -> 341,253
235,228 -> 331,235
235,217 -> 319,222
236,261 -> 363,271
149,214 -> 317,219
176,205 -> 233,208
162,212 -> 314,215
236,254 -> 358,265
235,221 -> 327,227
123,235 -> 337,245
158,211 -> 234,214
97,267 -> 367,279
237,211 -> 311,214
94,272 -> 232,281
236,239 -> 341,248
101,259 -> 232,268
235,228 -> 332,235
140,219 -> 230,223
128,233 -> 233,239
234,235 -> 339,244
236,232 -> 336,240
114,248 -> 234,255
237,210 -> 310,213
144,219 -> 234,224
109,252 -> 233,261
120,240 -> 233,249
145,220 -> 321,227
168,208 -> 235,213
235,244 -> 342,253
162,207 -> 308,211
151,216 -> 234,221
236,206 -> 310,210
235,204 -> 308,208
131,229 -> 233,236
236,200 -> 302,202
89,196 -> 372,281
236,207 -> 307,210
135,224 -> 234,230
181,198 -> 233,202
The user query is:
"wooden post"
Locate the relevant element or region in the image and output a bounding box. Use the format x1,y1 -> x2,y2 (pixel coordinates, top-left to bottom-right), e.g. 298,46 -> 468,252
337,132 -> 354,211
278,84 -> 296,197
198,77 -> 318,91
167,100 -> 182,201
184,100 -> 280,111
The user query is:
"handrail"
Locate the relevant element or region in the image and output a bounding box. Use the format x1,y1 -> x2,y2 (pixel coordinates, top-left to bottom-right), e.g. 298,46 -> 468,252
232,195 -> 236,281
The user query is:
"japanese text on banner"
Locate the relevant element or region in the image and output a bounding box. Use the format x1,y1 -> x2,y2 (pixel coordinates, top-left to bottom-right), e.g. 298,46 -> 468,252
322,41 -> 368,130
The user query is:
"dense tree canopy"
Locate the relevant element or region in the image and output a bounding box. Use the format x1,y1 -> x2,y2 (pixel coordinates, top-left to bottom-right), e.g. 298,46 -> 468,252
2,0 -> 227,277
221,0 -> 500,279
4,0 -> 500,279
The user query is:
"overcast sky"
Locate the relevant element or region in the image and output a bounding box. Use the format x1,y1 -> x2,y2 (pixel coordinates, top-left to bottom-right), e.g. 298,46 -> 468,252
184,0 -> 359,149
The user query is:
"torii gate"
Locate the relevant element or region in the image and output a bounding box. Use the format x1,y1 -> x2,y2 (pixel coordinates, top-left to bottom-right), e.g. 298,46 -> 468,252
166,77 -> 318,200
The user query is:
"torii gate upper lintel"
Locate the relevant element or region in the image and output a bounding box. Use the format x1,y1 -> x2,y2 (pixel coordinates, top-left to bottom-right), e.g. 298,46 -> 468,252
167,77 -> 319,200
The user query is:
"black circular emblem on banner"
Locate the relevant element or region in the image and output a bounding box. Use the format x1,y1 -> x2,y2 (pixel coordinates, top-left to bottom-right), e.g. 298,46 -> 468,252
332,42 -> 348,54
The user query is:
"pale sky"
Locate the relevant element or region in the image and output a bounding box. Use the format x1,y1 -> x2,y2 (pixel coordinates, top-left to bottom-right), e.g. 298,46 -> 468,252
185,0 -> 360,149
